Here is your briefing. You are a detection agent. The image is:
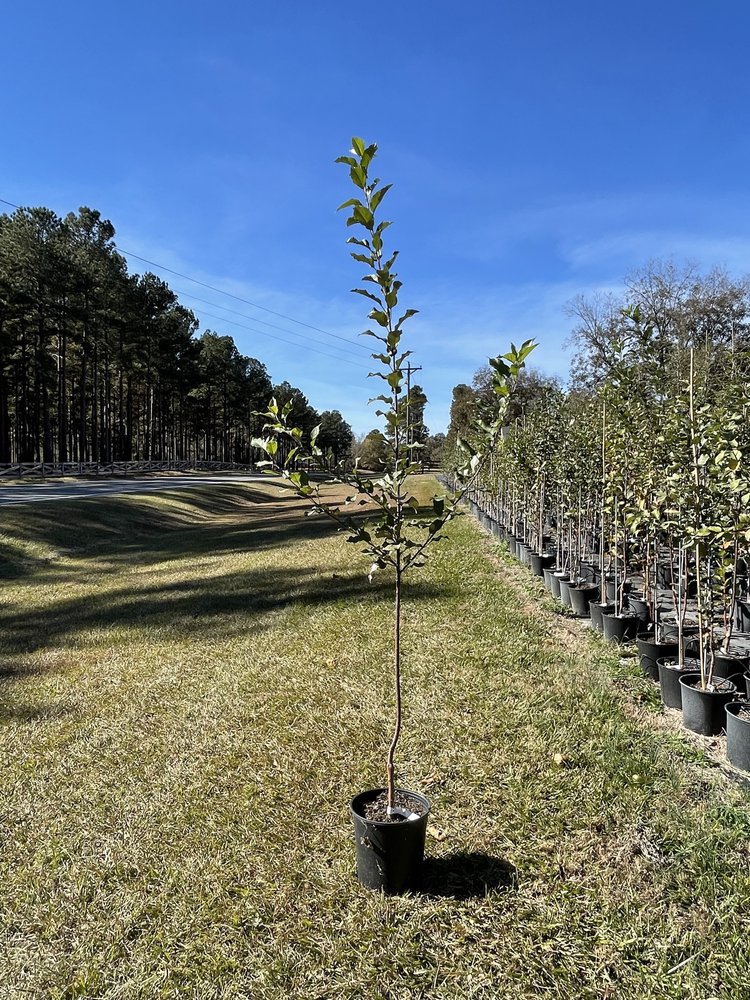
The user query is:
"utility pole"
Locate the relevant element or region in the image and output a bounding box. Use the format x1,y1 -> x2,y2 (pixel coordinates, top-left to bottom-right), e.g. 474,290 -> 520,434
404,363 -> 422,457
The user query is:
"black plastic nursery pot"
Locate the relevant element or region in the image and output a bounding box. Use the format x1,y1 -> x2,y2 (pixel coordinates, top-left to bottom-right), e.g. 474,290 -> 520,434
549,572 -> 569,601
579,561 -> 597,584
657,657 -> 700,710
529,552 -> 555,578
660,621 -> 699,645
726,702 -> 750,772
558,578 -> 575,608
568,583 -> 599,618
628,593 -> 651,626
601,611 -> 639,644
350,788 -> 431,895
679,674 -> 736,736
605,577 -> 631,602
735,599 -> 750,633
713,650 -> 750,680
635,631 -> 678,682
589,601 -> 615,633
517,543 -> 530,566
542,567 -> 556,591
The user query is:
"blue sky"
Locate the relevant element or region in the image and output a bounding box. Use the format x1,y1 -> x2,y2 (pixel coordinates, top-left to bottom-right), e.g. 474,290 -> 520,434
2,1 -> 750,434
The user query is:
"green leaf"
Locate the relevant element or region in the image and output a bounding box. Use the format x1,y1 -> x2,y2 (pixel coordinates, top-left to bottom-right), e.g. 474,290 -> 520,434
369,308 -> 389,327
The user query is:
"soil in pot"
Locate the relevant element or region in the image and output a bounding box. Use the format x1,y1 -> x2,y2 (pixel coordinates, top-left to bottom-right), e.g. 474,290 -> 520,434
726,702 -> 750,772
589,601 -> 615,633
636,631 -> 678,681
350,788 -> 431,895
657,656 -> 700,710
601,611 -> 639,643
568,583 -> 599,617
679,674 -> 736,736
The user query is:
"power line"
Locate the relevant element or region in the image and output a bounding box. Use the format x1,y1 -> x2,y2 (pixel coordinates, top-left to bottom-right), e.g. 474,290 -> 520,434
171,286 -> 367,362
0,195 -> 370,355
195,307 -> 371,370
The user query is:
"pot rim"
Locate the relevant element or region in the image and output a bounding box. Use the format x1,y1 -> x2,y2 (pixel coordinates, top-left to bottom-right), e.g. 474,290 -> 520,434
678,672 -> 736,693
350,787 -> 431,826
636,631 -> 678,646
726,701 -> 750,721
657,657 -> 700,671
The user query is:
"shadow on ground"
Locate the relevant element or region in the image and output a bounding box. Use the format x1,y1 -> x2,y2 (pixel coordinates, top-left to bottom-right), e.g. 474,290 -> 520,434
0,484 -> 443,583
421,853 -> 518,899
0,483 -> 455,659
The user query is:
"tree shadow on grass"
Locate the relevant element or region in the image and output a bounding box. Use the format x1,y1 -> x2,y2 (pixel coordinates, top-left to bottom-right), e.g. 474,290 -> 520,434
421,853 -> 518,899
0,485 -> 411,583
0,563 -> 451,657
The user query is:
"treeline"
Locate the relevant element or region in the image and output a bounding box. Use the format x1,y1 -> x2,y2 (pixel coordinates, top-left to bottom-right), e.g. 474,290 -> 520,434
0,205 -> 352,465
446,262 -> 750,450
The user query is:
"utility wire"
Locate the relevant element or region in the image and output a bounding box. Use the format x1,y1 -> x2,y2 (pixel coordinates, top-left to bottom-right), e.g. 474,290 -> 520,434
1,196 -> 369,354
172,286 -> 367,362
195,307 -> 371,370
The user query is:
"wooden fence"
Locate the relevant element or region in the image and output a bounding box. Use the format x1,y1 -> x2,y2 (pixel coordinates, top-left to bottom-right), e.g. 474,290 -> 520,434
0,461 -> 256,479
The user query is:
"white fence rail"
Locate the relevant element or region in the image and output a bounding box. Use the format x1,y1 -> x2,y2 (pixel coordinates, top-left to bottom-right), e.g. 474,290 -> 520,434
0,461 -> 255,479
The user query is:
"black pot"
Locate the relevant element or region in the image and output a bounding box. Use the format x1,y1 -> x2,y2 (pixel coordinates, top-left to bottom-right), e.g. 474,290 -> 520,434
660,621 -> 700,645
628,594 -> 651,625
549,572 -> 569,600
558,578 -> 575,608
517,543 -> 530,565
491,521 -> 505,540
605,577 -> 632,602
657,657 -> 700,710
601,611 -> 639,643
542,567 -> 556,591
735,599 -> 750,633
679,674 -> 736,736
636,631 -> 678,682
713,650 -> 750,680
568,583 -> 599,618
529,552 -> 555,578
726,702 -> 750,772
506,534 -> 518,558
589,601 -> 615,633
579,561 -> 597,584
656,562 -> 674,587
350,788 -> 431,895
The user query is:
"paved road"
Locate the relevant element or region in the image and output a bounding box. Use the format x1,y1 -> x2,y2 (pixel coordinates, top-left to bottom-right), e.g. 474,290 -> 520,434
0,474 -> 267,506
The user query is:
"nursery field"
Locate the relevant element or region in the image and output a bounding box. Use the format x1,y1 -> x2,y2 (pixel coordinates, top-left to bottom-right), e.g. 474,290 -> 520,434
0,476 -> 749,1000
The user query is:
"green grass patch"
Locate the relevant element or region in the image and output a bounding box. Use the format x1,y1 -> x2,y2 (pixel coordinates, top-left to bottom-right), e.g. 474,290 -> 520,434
0,476 -> 749,998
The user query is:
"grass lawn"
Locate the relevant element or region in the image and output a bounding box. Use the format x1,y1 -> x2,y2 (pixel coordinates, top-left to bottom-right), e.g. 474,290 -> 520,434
0,475 -> 749,999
